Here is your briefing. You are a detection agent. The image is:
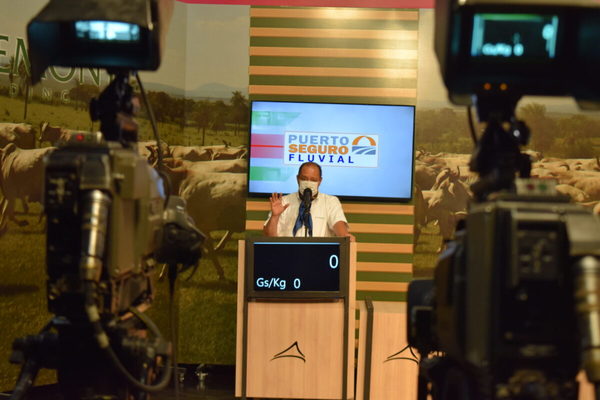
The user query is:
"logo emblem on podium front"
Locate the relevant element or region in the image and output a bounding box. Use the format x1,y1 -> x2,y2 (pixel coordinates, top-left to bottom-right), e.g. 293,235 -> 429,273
384,344 -> 418,364
271,341 -> 306,363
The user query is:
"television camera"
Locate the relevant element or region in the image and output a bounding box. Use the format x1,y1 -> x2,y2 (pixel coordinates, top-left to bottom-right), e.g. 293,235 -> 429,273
408,1 -> 600,399
8,1 -> 204,399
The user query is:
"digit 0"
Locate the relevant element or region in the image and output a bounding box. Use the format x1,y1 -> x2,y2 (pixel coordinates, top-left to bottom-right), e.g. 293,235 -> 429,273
329,254 -> 339,269
294,278 -> 301,289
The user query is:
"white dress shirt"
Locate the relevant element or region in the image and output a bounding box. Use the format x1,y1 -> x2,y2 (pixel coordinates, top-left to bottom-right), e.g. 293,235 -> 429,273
265,192 -> 348,237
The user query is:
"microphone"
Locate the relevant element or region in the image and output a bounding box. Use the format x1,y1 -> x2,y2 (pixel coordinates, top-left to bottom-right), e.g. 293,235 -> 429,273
301,188 -> 312,237
302,188 -> 312,210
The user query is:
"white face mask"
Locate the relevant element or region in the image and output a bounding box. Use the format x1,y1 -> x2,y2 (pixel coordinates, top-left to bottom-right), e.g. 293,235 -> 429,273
298,179 -> 319,196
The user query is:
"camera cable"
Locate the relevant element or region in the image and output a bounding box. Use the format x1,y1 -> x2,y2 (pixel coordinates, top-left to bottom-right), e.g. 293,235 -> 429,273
84,281 -> 173,393
135,71 -> 172,203
168,263 -> 181,400
466,105 -> 478,145
79,189 -> 172,393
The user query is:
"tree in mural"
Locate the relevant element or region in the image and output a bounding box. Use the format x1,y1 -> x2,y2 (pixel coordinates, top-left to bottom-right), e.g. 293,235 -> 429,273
17,59 -> 31,120
69,82 -> 101,111
518,103 -> 556,153
230,90 -> 248,136
0,56 -> 15,102
555,114 -> 599,158
558,114 -> 599,140
7,56 -> 15,92
415,108 -> 471,153
210,100 -> 228,136
193,99 -> 212,145
171,96 -> 186,130
146,91 -> 171,125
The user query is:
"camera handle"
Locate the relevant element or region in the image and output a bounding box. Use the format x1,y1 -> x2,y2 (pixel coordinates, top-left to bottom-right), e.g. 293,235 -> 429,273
469,91 -> 532,201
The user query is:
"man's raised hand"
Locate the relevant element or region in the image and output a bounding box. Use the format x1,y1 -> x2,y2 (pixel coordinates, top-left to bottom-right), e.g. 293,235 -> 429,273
269,193 -> 289,216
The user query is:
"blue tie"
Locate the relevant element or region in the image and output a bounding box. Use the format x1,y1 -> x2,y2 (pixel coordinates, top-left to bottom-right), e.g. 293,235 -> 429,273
293,201 -> 313,237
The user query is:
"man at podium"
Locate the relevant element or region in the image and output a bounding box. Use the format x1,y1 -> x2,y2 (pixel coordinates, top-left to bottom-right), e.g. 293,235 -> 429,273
263,162 -> 354,240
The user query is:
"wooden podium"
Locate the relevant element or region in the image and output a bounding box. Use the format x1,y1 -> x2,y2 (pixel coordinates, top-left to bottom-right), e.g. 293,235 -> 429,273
236,237 -> 356,399
356,300 -> 418,400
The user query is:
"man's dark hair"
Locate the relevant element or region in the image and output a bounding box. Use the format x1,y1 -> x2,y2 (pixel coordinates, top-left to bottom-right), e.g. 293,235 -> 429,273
297,162 -> 322,178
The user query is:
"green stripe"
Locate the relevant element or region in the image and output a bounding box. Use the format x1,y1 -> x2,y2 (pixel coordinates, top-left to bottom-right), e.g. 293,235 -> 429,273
250,37 -> 418,50
246,210 -> 270,220
245,229 -> 264,237
358,252 -> 413,263
345,200 -> 413,206
248,165 -> 296,181
249,94 -> 416,106
251,18 -> 419,31
356,291 -> 406,302
250,56 -> 418,69
250,75 -> 417,89
346,214 -> 414,224
354,232 -> 413,244
245,222 -> 415,238
357,271 -> 413,282
251,110 -> 301,126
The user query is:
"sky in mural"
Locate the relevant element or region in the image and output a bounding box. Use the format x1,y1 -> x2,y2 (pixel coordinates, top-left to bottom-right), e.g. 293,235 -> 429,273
140,2 -> 251,96
0,0 -> 597,112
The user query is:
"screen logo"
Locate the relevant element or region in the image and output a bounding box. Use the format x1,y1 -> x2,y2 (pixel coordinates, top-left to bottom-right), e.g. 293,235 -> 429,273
351,135 -> 377,155
284,132 -> 379,167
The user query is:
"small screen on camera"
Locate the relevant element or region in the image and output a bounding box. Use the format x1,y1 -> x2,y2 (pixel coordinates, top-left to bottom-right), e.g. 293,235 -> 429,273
74,20 -> 141,43
471,13 -> 559,59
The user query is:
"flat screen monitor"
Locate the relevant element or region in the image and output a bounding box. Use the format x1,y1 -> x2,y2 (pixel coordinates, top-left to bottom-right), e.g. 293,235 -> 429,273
248,101 -> 416,202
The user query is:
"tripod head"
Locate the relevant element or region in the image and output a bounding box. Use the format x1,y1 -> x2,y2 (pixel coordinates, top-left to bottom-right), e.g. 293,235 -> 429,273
90,70 -> 139,143
469,90 -> 532,201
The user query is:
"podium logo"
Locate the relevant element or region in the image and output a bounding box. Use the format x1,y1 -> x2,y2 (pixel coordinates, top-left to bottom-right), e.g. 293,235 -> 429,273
271,341 -> 306,363
384,345 -> 418,365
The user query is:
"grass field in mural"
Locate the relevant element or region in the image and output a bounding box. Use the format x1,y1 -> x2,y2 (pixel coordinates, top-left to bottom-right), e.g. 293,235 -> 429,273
0,204 -> 55,389
0,95 -> 248,147
413,222 -> 442,278
174,233 -> 241,365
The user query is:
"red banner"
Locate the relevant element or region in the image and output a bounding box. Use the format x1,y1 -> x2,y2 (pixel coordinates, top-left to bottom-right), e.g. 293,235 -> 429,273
176,0 -> 434,8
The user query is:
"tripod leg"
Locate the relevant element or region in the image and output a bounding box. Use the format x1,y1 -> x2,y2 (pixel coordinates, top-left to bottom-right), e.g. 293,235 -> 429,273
417,371 -> 430,400
10,358 -> 40,400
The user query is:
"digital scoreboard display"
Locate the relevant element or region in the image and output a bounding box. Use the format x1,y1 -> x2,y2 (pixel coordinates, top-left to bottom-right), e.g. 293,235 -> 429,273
251,241 -> 342,292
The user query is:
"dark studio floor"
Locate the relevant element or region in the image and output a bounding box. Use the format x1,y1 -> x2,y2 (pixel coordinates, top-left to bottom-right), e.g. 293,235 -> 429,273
2,364 -> 237,400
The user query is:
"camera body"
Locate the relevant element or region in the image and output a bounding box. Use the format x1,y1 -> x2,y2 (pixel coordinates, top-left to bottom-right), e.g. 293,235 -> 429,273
408,1 -> 600,398
409,186 -> 600,399
8,1 -> 205,398
9,133 -> 177,399
45,132 -> 165,320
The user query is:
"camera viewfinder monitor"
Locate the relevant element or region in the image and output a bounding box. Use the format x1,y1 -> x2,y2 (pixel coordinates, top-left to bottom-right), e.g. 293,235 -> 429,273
248,101 -> 416,202
471,13 -> 559,61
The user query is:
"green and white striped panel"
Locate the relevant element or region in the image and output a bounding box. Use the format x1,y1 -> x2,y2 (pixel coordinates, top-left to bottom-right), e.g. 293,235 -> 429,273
249,6 -> 418,106
246,6 -> 418,302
